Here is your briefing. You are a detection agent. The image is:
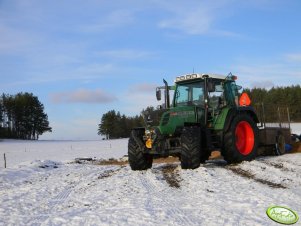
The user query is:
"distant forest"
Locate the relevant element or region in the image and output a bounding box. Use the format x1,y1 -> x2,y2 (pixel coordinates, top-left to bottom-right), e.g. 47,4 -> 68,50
0,93 -> 52,140
98,110 -> 144,139
244,85 -> 301,122
98,85 -> 301,139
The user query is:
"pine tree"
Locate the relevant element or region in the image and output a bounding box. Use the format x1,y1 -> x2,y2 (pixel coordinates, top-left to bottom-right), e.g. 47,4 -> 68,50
0,92 -> 52,139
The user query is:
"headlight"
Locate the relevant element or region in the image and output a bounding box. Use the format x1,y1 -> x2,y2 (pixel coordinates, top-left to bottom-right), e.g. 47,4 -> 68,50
144,129 -> 154,149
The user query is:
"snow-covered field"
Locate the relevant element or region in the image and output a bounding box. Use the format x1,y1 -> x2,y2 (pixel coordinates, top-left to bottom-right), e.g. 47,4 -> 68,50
0,123 -> 300,225
0,139 -> 128,169
1,154 -> 301,225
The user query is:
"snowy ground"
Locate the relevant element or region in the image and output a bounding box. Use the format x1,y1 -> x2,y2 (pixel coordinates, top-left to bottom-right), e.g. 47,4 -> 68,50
0,123 -> 300,225
0,139 -> 128,169
0,155 -> 301,225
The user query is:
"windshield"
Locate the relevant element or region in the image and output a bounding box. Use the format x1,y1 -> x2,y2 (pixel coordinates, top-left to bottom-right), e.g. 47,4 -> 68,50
208,82 -> 224,109
174,82 -> 205,107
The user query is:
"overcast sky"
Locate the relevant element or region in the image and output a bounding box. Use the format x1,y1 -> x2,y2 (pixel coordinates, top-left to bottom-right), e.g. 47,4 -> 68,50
1,0 -> 301,140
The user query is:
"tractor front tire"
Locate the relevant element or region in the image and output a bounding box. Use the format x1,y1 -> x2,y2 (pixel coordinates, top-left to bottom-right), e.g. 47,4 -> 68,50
223,114 -> 259,164
180,126 -> 202,169
128,130 -> 153,170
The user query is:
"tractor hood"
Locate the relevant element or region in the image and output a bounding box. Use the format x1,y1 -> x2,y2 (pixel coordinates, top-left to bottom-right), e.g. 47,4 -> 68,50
158,106 -> 198,135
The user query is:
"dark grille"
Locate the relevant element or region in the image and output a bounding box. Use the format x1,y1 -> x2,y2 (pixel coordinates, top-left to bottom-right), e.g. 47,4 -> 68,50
161,113 -> 170,126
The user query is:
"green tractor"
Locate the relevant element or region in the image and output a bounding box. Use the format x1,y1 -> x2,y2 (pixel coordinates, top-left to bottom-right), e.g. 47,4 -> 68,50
128,73 -> 260,170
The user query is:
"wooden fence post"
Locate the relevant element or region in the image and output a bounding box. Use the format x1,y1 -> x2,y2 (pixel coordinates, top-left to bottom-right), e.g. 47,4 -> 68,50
4,153 -> 6,168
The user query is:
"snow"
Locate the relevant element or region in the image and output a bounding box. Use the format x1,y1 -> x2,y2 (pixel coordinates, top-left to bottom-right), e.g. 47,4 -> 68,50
0,139 -> 128,168
291,122 -> 301,135
0,155 -> 301,225
0,124 -> 301,225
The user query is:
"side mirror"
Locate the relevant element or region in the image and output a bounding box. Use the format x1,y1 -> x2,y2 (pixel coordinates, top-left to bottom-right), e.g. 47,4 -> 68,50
207,81 -> 215,92
156,88 -> 161,101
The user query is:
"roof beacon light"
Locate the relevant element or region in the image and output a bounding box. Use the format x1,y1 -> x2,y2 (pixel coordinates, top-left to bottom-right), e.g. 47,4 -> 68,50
232,75 -> 238,80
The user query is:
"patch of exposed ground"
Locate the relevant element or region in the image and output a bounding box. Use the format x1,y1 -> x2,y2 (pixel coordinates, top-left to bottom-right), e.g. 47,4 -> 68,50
292,142 -> 301,153
95,158 -> 128,166
154,157 -> 179,164
73,158 -> 128,166
73,152 -> 224,167
74,156 -> 181,166
159,164 -> 182,188
98,168 -> 123,179
227,166 -> 286,189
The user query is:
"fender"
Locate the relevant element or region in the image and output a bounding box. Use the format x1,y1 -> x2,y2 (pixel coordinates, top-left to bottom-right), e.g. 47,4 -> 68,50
223,106 -> 259,133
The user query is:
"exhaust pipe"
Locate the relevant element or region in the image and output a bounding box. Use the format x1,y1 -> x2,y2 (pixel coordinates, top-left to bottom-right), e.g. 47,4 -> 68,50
163,79 -> 170,109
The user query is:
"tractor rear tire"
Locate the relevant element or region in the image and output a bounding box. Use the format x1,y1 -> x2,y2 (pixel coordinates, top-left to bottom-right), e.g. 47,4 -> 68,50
180,126 -> 202,169
128,130 -> 153,170
223,114 -> 259,163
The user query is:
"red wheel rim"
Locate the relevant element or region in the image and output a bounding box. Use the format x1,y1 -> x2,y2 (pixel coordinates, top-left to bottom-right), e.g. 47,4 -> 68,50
235,121 -> 254,155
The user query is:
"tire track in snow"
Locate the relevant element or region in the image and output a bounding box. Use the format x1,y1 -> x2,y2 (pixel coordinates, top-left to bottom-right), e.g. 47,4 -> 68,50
31,187 -> 74,226
227,166 -> 286,189
258,157 -> 301,197
30,178 -> 77,225
258,158 -> 298,172
29,166 -> 104,226
137,167 -> 199,226
224,156 -> 301,190
97,166 -> 124,179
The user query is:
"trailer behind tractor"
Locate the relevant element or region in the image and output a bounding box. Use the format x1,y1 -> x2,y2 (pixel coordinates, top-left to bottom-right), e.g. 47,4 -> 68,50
128,73 -> 291,170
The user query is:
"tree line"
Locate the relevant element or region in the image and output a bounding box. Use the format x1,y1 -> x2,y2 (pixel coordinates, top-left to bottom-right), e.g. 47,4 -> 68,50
97,106 -> 162,139
98,110 -> 144,139
245,85 -> 301,122
0,92 -> 52,140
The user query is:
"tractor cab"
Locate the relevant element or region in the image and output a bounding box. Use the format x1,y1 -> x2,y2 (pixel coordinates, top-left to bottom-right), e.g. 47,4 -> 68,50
156,73 -> 241,134
173,74 -> 226,124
